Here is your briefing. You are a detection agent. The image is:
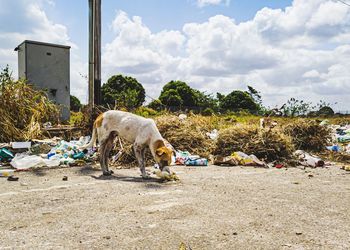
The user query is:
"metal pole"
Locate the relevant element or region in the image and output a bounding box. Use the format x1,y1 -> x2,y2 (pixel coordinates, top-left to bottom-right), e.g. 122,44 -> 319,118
88,0 -> 94,108
93,0 -> 101,106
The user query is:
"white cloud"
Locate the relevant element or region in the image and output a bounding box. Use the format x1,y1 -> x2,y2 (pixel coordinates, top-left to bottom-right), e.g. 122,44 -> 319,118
303,70 -> 320,79
1,0 -> 350,111
197,0 -> 230,8
0,0 -> 87,103
103,11 -> 186,97
103,1 -> 350,111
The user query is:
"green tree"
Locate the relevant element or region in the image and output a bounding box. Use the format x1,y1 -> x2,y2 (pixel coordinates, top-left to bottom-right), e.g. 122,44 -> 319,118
159,89 -> 183,106
159,80 -> 197,107
194,90 -> 218,111
147,99 -> 164,111
220,90 -> 259,113
247,85 -> 262,105
70,95 -> 82,112
317,106 -> 334,116
280,98 -> 312,117
102,74 -> 145,109
0,65 -> 12,86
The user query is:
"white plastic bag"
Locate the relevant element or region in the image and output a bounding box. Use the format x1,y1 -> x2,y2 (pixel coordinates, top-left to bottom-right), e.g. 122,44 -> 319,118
11,155 -> 46,170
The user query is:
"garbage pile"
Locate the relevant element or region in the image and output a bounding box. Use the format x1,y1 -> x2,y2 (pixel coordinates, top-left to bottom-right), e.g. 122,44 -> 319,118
321,123 -> 350,163
328,124 -> 350,151
175,151 -> 208,166
0,136 -> 98,178
214,124 -> 294,162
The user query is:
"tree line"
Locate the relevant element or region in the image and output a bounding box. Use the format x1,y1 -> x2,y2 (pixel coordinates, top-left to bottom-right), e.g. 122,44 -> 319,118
71,74 -> 336,117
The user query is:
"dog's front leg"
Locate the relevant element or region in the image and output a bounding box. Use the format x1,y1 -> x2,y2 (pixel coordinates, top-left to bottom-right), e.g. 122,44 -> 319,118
134,143 -> 149,179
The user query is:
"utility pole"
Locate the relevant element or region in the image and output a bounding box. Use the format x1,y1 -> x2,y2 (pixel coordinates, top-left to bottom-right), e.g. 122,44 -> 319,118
88,0 -> 101,109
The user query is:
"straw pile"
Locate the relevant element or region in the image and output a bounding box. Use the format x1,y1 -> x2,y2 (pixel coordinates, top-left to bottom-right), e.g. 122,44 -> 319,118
113,114 -> 218,165
0,80 -> 59,142
283,119 -> 332,152
214,124 -> 294,161
155,115 -> 217,158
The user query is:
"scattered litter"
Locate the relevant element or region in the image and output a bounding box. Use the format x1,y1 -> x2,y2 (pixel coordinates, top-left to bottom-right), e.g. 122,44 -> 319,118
320,119 -> 329,126
154,169 -> 179,182
175,151 -> 191,165
231,152 -> 266,167
214,152 -> 266,167
179,242 -> 189,250
214,155 -> 240,166
10,141 -> 31,149
30,143 -> 52,155
43,158 -> 60,167
178,114 -> 187,121
341,165 -> 350,171
275,164 -> 284,169
11,154 -> 46,170
294,150 -> 324,168
0,148 -> 14,162
0,169 -> 15,177
7,175 -> 19,181
326,145 -> 341,152
43,122 -> 52,129
206,129 -> 219,140
185,157 -> 208,166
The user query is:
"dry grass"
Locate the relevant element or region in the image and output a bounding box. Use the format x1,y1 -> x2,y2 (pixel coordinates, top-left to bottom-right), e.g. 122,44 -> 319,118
283,119 -> 332,152
0,80 -> 59,142
114,114 -> 220,165
155,115 -> 218,158
73,112 -> 346,167
214,124 -> 294,161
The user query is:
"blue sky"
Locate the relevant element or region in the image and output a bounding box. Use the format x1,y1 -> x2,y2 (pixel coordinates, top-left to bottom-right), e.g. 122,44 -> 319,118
0,0 -> 350,111
44,0 -> 292,62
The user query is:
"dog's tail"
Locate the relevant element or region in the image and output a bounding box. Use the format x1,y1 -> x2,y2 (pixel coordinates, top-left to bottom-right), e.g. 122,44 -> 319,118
80,127 -> 98,150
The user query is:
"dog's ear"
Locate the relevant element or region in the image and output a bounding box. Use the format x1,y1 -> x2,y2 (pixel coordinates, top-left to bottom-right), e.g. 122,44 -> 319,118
156,147 -> 165,156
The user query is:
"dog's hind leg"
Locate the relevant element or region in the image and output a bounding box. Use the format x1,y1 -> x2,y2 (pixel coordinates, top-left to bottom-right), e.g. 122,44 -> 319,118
100,131 -> 117,176
134,143 -> 149,179
99,140 -> 109,175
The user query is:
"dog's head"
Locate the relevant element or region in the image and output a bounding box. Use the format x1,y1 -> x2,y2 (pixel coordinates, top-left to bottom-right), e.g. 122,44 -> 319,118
154,140 -> 173,172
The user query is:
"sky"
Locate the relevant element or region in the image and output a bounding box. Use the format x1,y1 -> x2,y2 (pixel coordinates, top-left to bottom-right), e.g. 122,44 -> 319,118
0,0 -> 349,112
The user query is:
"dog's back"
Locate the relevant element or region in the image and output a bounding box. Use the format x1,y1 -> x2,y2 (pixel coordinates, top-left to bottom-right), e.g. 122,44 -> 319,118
101,110 -> 162,143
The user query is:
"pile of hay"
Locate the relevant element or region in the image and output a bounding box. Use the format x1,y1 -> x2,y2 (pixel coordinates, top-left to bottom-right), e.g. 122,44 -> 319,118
214,124 -> 294,161
0,80 -> 59,142
283,119 -> 332,152
155,115 -> 217,158
113,114 -> 218,165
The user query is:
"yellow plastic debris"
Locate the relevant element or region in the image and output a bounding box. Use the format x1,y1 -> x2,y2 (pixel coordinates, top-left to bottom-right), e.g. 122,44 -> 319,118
154,170 -> 180,181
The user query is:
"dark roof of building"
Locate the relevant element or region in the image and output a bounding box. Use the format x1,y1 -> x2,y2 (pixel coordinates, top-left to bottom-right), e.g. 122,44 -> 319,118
14,40 -> 71,51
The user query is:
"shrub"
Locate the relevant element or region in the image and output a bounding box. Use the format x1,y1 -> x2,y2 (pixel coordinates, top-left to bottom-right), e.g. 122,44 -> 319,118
202,107 -> 214,116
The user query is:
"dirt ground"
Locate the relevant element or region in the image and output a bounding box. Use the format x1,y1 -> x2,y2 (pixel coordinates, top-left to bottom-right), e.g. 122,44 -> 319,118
0,164 -> 349,250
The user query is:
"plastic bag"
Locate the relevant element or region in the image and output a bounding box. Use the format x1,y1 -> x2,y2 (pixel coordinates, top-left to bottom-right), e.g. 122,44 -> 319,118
11,155 -> 46,170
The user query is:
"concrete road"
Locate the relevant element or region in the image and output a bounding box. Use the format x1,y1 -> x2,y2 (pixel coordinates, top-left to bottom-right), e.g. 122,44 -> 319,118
0,165 -> 349,249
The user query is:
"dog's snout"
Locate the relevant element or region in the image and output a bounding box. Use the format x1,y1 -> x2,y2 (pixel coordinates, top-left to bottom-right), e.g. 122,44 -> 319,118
159,160 -> 169,167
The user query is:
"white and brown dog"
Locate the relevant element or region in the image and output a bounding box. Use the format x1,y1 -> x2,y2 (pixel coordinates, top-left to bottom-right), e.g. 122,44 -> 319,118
81,110 -> 173,178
